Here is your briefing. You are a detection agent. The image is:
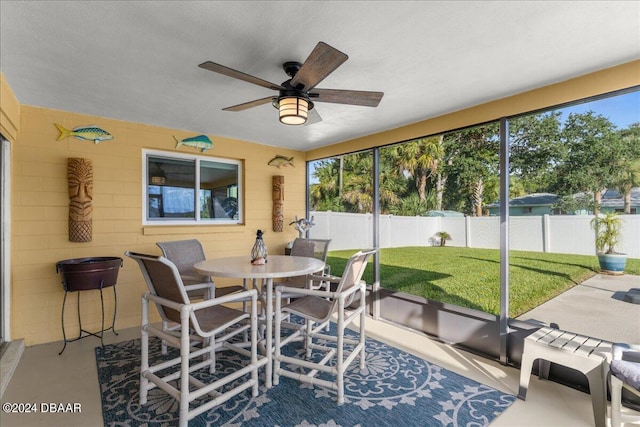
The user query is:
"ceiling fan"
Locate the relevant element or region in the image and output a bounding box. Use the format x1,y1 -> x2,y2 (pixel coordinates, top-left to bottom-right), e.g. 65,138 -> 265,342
198,41 -> 384,125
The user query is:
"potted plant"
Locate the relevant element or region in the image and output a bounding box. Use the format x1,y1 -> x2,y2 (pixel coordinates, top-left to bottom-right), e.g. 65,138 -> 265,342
590,211 -> 627,274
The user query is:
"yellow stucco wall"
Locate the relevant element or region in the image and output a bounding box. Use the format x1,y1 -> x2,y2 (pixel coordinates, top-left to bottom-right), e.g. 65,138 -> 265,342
0,72 -> 20,142
307,60 -> 640,160
11,106 -> 306,345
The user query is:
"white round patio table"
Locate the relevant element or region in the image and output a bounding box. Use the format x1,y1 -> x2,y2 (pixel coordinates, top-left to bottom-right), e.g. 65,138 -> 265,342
194,255 -> 325,388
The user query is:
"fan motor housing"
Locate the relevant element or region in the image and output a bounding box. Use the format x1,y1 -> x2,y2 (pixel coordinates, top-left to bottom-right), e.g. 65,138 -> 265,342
283,61 -> 302,78
275,80 -> 314,110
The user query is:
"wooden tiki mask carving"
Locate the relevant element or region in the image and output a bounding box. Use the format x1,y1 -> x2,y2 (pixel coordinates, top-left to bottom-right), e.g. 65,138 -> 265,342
67,158 -> 93,242
272,175 -> 284,232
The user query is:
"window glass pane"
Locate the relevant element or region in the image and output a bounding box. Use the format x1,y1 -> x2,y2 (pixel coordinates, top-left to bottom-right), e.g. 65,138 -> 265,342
145,152 -> 242,224
308,151 -> 374,275
376,124 -> 501,315
147,156 -> 195,220
200,160 -> 239,220
508,89 -> 640,344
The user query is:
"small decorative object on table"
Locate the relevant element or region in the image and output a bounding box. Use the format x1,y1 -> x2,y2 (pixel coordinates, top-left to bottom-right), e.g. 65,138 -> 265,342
251,229 -> 268,264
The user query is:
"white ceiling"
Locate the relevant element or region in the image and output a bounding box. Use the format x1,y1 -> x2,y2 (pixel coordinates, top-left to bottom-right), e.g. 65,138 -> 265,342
1,1 -> 638,151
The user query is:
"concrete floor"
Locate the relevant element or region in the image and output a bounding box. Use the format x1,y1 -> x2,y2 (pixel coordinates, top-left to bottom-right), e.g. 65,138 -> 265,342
2,316 -> 639,427
1,275 -> 640,426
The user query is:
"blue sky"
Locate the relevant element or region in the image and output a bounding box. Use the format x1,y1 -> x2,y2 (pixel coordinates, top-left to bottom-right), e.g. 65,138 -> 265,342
557,90 -> 639,129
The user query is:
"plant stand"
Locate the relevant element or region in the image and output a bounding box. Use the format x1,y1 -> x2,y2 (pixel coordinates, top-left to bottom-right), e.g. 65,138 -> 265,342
55,257 -> 122,354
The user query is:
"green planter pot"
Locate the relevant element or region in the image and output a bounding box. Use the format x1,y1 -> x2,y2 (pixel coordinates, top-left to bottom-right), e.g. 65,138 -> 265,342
597,253 -> 627,275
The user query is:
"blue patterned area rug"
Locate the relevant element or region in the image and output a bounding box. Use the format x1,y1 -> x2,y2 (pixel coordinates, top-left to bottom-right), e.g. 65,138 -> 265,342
96,330 -> 516,426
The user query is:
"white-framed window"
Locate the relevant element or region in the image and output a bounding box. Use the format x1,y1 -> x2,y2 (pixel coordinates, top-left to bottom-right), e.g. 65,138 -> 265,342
142,149 -> 242,225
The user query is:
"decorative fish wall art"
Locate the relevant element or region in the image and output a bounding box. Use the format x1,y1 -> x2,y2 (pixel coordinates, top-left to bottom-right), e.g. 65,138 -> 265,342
268,155 -> 294,168
174,135 -> 213,153
55,123 -> 113,144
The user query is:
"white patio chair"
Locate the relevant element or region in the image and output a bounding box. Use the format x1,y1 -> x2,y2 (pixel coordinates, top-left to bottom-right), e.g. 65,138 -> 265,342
273,249 -> 375,404
156,239 -> 245,353
610,343 -> 640,427
276,238 -> 331,289
268,238 -> 333,333
125,251 -> 266,427
156,239 -> 244,299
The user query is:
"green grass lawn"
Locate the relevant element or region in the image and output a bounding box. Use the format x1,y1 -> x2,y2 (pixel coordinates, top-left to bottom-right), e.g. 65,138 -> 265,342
326,247 -> 640,318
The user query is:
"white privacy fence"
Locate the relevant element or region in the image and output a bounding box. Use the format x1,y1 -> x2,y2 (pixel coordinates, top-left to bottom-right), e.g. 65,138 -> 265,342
309,211 -> 640,258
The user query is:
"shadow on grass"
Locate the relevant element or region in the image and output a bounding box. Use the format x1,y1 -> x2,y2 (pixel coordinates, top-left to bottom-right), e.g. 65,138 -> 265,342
326,255 -> 486,312
459,255 -> 595,286
460,254 -> 594,270
510,254 -> 596,271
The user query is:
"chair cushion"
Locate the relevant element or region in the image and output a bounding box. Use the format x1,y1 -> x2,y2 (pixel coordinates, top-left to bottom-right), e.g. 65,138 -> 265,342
622,351 -> 640,363
611,359 -> 640,391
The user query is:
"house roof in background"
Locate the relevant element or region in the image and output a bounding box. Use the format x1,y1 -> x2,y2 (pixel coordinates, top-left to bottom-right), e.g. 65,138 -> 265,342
487,188 -> 640,209
486,193 -> 559,208
601,188 -> 640,207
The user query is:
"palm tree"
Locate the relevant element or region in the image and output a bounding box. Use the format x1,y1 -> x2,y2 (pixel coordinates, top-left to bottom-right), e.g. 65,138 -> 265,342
393,136 -> 444,202
435,231 -> 452,247
611,124 -> 640,214
309,159 -> 340,211
341,151 -> 374,213
615,158 -> 640,214
442,123 -> 499,216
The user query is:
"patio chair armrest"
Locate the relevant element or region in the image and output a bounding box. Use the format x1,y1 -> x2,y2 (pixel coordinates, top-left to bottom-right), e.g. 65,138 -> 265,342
182,274 -> 209,282
339,281 -> 365,297
276,280 -> 365,300
311,273 -> 340,283
275,285 -> 333,299
183,282 -> 215,291
143,292 -> 184,312
183,282 -> 216,300
190,288 -> 257,310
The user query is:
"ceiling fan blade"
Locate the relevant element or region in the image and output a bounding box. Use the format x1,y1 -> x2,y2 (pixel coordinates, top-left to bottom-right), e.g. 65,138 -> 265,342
222,96 -> 275,112
290,42 -> 348,91
311,88 -> 384,107
199,61 -> 283,91
306,108 -> 322,125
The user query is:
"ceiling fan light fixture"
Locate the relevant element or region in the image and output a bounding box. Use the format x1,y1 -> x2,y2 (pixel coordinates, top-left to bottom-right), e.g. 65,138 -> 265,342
278,96 -> 309,125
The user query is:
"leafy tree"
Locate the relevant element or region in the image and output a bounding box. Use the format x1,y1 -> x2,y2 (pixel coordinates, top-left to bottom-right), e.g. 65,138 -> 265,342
509,112 -> 564,193
341,151 -> 374,213
309,158 -> 343,211
554,193 -> 595,215
390,136 -> 443,202
388,191 -> 436,216
309,99 -> 637,218
442,123 -> 499,216
379,146 -> 410,214
552,111 -> 620,214
610,123 -> 640,213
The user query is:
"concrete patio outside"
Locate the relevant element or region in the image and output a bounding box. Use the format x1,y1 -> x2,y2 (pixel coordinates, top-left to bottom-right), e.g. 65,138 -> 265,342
517,273 -> 640,344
